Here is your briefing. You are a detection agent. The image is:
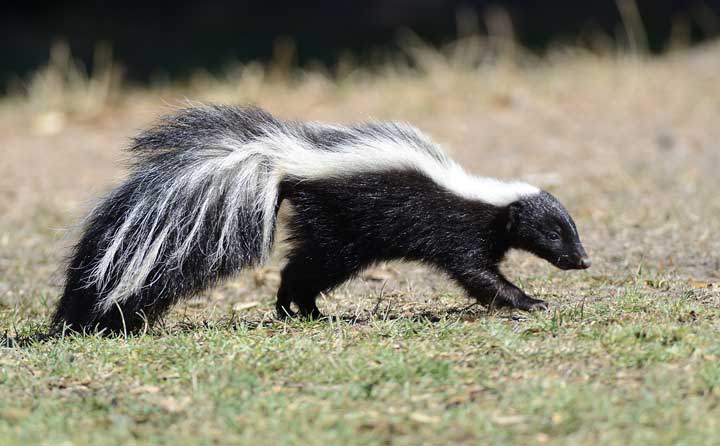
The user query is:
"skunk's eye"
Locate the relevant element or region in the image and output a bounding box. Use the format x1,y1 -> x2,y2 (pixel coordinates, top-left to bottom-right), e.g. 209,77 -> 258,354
548,231 -> 561,241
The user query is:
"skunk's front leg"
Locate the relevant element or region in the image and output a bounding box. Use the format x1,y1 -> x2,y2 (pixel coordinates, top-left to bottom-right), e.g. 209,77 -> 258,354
459,270 -> 548,312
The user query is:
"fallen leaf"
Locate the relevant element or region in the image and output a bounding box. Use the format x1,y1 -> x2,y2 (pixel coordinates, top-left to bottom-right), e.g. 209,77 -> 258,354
130,385 -> 161,395
233,301 -> 260,311
409,412 -> 440,424
156,396 -> 191,413
446,395 -> 468,407
0,408 -> 30,422
491,414 -> 526,425
690,281 -> 712,289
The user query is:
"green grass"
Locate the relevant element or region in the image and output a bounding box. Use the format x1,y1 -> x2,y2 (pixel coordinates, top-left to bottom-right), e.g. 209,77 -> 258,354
2,285 -> 719,445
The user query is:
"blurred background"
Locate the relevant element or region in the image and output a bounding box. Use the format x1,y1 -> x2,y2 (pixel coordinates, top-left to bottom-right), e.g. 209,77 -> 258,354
2,0 -> 720,92
1,0 -> 719,322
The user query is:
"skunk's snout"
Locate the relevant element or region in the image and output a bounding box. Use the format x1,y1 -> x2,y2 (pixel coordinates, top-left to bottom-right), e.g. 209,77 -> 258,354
572,243 -> 591,269
555,254 -> 591,270
561,256 -> 591,270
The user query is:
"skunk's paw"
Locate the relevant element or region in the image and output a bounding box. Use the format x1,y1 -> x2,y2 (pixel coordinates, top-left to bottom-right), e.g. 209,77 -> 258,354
299,307 -> 324,320
516,296 -> 548,312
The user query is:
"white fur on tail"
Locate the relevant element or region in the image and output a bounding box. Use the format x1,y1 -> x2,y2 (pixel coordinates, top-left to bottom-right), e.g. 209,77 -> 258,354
90,107 -> 539,313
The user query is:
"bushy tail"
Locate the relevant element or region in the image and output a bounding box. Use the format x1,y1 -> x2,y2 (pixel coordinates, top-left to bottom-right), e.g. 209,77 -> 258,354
52,106 -> 290,333
51,104 -> 455,333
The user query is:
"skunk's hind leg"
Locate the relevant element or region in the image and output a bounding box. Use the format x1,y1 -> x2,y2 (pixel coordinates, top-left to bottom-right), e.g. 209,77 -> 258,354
52,288 -> 146,334
276,249 -> 360,320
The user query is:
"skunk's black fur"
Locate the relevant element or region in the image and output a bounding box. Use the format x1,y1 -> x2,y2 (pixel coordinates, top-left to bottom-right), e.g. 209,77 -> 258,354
52,105 -> 590,333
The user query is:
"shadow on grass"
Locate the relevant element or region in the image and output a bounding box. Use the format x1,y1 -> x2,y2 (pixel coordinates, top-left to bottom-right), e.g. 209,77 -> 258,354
2,330 -> 56,348
2,303 -> 536,348
164,302 -> 529,334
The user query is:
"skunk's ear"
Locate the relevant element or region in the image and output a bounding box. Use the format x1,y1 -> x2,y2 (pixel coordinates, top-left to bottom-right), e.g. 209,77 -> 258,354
506,201 -> 522,233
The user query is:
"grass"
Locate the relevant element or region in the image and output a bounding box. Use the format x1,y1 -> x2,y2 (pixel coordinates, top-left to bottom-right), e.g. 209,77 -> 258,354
3,288 -> 720,445
1,35 -> 720,445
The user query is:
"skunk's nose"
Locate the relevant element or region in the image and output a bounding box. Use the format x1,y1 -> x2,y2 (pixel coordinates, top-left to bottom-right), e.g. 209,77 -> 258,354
579,257 -> 592,269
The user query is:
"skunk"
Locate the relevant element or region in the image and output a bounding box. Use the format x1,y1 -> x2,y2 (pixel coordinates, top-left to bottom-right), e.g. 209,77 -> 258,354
52,105 -> 590,333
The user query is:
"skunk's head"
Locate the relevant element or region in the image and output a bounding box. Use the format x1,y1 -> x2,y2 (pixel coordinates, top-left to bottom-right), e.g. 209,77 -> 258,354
506,191 -> 591,270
